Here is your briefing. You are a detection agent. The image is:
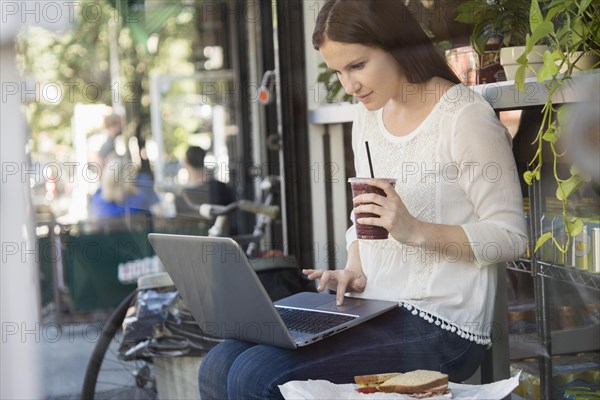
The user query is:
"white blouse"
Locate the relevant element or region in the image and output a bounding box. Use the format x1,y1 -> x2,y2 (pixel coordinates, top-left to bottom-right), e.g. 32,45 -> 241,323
346,84 -> 528,345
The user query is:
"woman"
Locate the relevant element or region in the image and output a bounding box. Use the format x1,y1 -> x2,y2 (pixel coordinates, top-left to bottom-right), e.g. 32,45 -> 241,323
198,1 -> 527,398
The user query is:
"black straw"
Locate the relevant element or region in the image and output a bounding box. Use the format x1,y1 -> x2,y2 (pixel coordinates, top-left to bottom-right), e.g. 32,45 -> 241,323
365,141 -> 374,178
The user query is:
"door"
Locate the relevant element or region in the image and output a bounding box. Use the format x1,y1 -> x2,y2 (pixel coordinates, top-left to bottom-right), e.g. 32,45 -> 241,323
149,0 -> 313,267
257,0 -> 314,268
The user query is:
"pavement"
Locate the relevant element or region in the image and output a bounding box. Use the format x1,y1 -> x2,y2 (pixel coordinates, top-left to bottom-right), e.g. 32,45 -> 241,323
41,310 -> 109,399
42,322 -> 98,399
39,307 -> 199,400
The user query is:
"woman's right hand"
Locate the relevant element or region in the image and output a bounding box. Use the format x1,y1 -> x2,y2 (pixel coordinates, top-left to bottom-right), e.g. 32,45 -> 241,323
302,268 -> 367,306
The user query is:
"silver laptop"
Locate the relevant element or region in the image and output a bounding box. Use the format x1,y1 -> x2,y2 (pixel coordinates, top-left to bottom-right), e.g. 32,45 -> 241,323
148,234 -> 397,349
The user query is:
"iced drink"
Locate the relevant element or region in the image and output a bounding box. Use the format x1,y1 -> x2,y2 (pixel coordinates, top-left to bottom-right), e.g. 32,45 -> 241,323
349,178 -> 397,240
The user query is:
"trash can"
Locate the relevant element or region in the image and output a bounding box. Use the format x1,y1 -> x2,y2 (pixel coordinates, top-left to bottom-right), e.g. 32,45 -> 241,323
154,356 -> 203,400
61,219 -> 153,311
120,272 -> 221,399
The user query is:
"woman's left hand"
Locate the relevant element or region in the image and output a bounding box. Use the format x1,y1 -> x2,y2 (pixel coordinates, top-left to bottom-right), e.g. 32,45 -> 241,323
353,179 -> 420,244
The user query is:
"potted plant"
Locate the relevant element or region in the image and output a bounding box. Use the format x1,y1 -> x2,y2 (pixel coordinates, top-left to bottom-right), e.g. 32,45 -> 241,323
515,0 -> 599,254
456,0 -> 531,55
309,63 -> 358,125
455,0 -> 549,80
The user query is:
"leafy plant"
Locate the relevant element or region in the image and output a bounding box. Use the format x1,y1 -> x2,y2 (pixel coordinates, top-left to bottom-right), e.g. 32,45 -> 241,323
456,0 -> 533,55
316,62 -> 353,103
515,0 -> 600,254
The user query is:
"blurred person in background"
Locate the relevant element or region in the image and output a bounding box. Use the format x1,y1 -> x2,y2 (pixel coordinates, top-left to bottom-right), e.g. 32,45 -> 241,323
135,137 -> 159,208
90,152 -> 158,219
98,114 -> 123,167
174,146 -> 235,216
172,146 -> 237,235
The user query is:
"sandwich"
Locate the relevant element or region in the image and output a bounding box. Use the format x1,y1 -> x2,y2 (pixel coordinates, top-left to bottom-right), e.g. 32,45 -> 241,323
354,372 -> 402,394
354,370 -> 450,398
377,370 -> 450,398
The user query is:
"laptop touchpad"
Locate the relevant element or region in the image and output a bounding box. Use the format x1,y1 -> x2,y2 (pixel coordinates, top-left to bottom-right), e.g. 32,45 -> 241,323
316,298 -> 364,313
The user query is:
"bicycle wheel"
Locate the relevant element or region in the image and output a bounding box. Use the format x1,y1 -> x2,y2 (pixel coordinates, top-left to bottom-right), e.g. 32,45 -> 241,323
81,290 -> 158,400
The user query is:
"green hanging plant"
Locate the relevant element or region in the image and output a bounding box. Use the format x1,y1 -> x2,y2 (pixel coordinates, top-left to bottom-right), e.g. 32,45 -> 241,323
515,0 -> 599,254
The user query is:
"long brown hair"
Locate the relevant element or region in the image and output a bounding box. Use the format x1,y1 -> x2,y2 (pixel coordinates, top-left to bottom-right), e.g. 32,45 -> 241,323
313,0 -> 460,85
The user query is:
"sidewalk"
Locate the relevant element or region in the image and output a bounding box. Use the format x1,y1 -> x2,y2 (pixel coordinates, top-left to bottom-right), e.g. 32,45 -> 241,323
39,309 -> 166,400
40,312 -> 106,399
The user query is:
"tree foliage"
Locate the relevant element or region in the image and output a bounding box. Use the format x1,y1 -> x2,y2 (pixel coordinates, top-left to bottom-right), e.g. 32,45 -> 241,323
17,0 -> 198,154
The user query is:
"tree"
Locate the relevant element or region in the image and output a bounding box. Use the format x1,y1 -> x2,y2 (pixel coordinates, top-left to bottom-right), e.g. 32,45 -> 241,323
18,0 -> 198,156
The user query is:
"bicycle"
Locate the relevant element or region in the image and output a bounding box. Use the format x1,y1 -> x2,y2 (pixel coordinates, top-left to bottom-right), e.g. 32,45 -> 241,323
81,176 -> 313,399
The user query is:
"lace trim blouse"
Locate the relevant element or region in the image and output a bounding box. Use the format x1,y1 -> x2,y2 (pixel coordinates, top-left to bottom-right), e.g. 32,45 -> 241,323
346,84 -> 528,344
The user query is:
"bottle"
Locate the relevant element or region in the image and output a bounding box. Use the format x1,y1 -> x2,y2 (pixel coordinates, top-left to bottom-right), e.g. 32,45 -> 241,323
478,35 -> 503,83
573,224 -> 590,271
591,227 -> 600,274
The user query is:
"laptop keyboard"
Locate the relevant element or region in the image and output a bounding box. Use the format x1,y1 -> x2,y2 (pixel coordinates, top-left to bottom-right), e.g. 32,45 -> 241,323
276,307 -> 356,334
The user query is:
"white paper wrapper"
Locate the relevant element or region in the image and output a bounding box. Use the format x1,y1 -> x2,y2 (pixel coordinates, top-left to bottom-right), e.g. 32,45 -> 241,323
279,372 -> 520,400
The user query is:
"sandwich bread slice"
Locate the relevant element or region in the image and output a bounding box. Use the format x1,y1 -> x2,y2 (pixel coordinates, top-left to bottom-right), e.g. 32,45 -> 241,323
377,370 -> 449,397
354,372 -> 403,386
354,372 -> 403,394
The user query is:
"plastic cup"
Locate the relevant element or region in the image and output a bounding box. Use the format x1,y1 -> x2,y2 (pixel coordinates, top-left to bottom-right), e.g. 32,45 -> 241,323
349,177 -> 397,240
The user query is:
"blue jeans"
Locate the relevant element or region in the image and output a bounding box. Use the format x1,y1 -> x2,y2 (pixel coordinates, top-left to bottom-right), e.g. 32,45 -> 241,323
198,307 -> 485,399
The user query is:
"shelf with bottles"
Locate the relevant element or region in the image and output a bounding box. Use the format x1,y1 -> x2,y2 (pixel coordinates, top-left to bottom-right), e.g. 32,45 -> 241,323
507,283 -> 600,359
509,317 -> 600,359
508,193 -> 599,290
511,242 -> 600,305
510,352 -> 600,400
537,262 -> 600,292
537,192 -> 600,287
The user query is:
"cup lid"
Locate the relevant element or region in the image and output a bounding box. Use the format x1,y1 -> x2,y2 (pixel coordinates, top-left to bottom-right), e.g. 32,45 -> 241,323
348,177 -> 396,183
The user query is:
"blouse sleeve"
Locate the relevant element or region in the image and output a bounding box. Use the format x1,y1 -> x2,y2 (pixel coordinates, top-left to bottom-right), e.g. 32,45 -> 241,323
450,100 -> 528,267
